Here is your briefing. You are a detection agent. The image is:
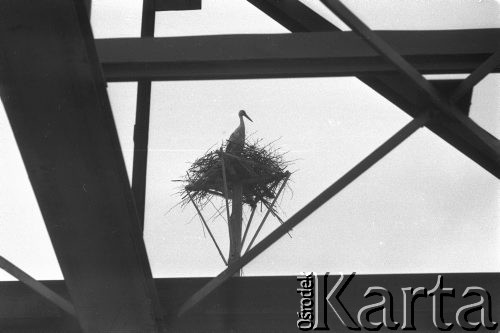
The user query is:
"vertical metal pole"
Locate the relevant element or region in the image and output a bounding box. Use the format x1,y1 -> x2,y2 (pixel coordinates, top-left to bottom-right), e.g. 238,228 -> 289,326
132,0 -> 155,233
229,182 -> 243,276
220,150 -> 232,224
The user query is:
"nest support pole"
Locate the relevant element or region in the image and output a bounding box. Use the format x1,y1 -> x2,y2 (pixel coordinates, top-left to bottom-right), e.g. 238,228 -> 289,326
228,181 -> 243,276
219,149 -> 232,224
220,150 -> 242,275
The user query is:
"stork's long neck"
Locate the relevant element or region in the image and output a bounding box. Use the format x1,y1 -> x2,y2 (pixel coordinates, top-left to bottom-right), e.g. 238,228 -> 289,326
239,115 -> 245,133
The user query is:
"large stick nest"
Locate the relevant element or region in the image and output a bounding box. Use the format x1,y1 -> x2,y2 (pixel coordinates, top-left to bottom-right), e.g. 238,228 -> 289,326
180,139 -> 291,208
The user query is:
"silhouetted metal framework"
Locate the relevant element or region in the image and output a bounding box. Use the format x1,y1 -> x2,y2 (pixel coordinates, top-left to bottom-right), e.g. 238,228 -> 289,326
1,274 -> 499,331
0,0 -> 499,331
178,0 -> 500,316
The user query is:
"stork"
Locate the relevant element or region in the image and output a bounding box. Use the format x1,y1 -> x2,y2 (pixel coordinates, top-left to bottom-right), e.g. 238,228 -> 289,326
226,110 -> 252,154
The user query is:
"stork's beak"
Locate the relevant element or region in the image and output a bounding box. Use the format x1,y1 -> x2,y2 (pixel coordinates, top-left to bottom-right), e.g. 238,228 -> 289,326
243,112 -> 253,122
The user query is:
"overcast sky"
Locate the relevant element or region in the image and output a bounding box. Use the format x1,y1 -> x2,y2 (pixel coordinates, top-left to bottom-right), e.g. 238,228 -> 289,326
0,0 -> 498,280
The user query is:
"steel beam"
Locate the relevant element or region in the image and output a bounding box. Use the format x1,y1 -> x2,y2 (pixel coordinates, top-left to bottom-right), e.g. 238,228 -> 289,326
2,274 -> 500,331
247,0 -> 499,177
0,0 -> 162,331
451,49 -> 500,103
96,29 -> 500,81
320,0 -> 500,178
247,0 -> 333,32
362,75 -> 499,177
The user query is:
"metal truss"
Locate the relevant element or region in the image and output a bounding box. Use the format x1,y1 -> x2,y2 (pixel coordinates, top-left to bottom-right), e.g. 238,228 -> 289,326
177,0 -> 500,316
1,0 -> 499,331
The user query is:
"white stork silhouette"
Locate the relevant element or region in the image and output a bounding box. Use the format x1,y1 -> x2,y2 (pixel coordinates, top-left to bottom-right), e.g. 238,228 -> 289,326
226,110 -> 252,153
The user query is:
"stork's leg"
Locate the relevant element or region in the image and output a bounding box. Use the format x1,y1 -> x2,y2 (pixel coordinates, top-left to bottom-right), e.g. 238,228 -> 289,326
228,181 -> 243,276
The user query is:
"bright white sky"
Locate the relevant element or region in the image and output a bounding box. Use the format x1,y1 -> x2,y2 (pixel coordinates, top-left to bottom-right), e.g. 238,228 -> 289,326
0,0 -> 499,280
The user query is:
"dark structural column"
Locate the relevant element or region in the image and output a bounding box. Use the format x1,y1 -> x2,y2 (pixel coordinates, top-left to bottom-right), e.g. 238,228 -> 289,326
0,0 -> 163,331
228,182 -> 243,275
